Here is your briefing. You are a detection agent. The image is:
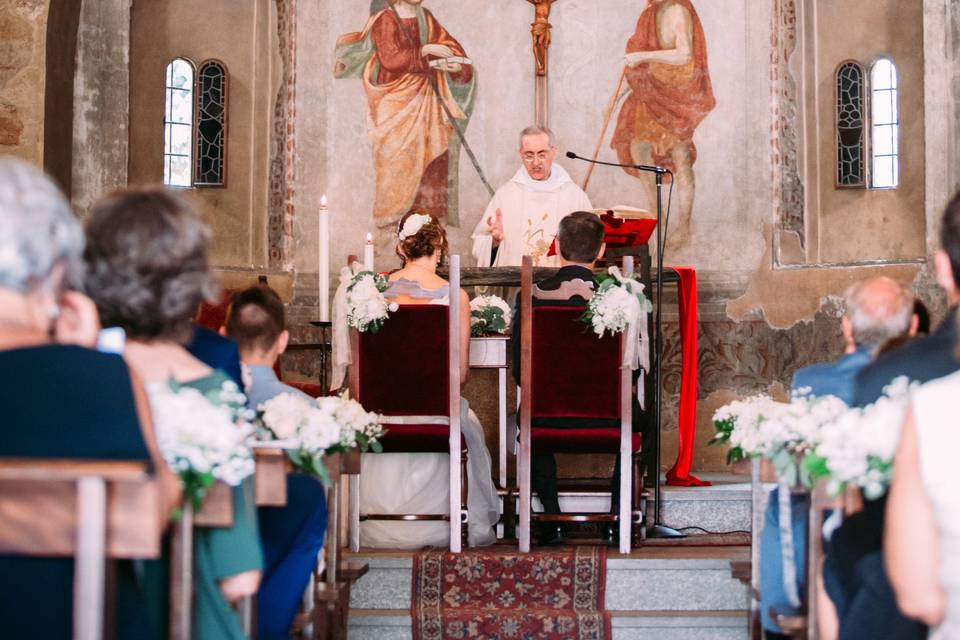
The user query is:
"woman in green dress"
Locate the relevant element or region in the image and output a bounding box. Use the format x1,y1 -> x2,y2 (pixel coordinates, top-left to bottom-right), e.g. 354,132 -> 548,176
84,189 -> 263,640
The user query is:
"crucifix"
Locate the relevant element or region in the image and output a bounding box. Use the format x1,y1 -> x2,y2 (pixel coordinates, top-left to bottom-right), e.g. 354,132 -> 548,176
526,0 -> 557,126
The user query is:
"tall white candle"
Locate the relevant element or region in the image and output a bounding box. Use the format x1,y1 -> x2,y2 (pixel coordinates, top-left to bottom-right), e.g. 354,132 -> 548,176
318,195 -> 330,322
364,232 -> 374,271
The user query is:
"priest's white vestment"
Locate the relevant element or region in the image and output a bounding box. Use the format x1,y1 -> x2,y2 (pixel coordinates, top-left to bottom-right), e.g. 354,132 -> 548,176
471,164 -> 592,267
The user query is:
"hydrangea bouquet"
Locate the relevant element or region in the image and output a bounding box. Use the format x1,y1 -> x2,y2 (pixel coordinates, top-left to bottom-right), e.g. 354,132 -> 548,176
346,270 -> 397,333
803,377 -> 912,499
258,392 -> 384,484
712,392 -> 849,487
470,295 -> 512,336
150,379 -> 256,513
582,266 -> 652,338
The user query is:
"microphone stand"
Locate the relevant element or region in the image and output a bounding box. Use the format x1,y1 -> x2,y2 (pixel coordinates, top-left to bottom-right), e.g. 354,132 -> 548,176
646,170 -> 685,539
565,151 -> 683,539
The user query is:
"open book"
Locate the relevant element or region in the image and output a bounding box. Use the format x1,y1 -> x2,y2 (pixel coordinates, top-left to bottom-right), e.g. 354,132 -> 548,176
591,205 -> 655,220
428,56 -> 472,69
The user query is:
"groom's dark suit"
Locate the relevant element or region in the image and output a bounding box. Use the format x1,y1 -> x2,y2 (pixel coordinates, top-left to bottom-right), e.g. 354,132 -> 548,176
511,265 -> 597,516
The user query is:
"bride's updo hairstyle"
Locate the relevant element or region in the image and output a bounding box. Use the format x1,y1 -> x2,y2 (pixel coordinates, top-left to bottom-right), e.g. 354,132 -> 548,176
395,209 -> 448,266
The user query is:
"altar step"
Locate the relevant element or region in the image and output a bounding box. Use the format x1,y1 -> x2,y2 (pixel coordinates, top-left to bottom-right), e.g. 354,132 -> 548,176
550,472 -> 755,536
345,546 -> 751,639
348,609 -> 748,640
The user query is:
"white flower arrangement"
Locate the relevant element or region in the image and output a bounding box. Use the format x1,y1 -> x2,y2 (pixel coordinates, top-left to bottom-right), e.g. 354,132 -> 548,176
150,379 -> 255,512
712,392 -> 849,486
714,377 -> 913,497
804,377 -> 913,499
469,294 -> 512,336
346,270 -> 397,333
583,266 -> 652,338
398,213 -> 432,240
258,392 -> 385,482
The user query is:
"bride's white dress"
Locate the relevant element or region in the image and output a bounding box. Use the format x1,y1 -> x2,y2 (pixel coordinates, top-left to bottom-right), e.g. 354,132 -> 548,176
354,277 -> 498,548
912,369 -> 960,639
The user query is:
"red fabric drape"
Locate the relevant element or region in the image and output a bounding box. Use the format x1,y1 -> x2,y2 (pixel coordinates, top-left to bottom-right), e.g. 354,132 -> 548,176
665,266 -> 710,487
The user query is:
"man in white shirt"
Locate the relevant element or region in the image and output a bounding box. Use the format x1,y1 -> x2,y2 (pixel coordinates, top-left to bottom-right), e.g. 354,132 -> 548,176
472,126 -> 592,267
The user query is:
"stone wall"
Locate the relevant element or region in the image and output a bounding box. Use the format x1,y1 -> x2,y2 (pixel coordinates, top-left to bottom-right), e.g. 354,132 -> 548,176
0,0 -> 48,164
128,0 -> 279,269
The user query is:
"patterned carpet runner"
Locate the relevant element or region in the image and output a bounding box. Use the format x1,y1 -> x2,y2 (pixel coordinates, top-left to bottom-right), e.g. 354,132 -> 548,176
411,546 -> 610,640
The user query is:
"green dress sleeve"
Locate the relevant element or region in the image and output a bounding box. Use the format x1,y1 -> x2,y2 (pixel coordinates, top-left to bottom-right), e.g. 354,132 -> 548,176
184,371 -> 264,640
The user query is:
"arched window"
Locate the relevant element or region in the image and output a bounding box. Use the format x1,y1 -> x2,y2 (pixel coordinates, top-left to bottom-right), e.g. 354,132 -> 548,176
870,58 -> 899,189
164,58 -> 195,187
194,60 -> 228,187
835,61 -> 866,188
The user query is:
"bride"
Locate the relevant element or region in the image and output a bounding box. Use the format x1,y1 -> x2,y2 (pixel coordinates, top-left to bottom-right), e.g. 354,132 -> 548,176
358,211 -> 498,548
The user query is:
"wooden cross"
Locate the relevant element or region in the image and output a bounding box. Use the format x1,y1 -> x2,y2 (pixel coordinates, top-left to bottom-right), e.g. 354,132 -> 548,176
527,0 -> 558,125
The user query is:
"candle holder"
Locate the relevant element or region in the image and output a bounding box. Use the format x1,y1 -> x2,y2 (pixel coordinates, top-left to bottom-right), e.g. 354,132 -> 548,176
309,320 -> 333,394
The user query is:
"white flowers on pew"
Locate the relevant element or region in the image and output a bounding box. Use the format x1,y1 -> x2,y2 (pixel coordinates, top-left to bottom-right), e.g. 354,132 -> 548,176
469,294 -> 512,336
151,379 -> 256,512
713,377 -> 913,497
804,377 -> 913,499
346,269 -> 397,333
712,392 -> 848,486
583,266 -> 652,338
258,392 -> 385,483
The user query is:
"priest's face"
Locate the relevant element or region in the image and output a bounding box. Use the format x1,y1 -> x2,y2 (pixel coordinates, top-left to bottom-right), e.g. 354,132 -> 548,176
519,132 -> 557,181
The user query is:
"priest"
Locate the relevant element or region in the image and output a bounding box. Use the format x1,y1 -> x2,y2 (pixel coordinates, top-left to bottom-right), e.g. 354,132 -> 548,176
472,126 -> 592,267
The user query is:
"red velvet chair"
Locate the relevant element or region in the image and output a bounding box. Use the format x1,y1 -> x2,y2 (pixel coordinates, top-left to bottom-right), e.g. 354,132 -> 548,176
347,256 -> 466,552
518,255 -> 643,553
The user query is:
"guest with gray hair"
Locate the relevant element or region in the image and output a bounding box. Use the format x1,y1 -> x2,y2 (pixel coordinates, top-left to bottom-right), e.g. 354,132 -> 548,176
791,276 -> 916,402
760,275 -> 916,639
0,157 -> 179,639
471,125 -> 592,267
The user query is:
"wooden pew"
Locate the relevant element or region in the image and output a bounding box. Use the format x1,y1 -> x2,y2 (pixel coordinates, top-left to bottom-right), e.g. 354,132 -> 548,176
312,449 -> 367,640
0,458 -> 163,640
169,481 -> 235,640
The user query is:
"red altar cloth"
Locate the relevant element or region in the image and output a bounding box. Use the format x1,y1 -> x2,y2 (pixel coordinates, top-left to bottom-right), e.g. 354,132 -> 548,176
665,266 -> 710,487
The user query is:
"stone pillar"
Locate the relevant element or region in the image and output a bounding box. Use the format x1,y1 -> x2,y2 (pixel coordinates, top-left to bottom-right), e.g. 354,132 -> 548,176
71,0 -> 131,216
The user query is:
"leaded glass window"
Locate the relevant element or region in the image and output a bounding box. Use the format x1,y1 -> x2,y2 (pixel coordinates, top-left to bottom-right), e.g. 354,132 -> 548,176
195,60 -> 228,187
164,58 -> 194,187
870,58 -> 899,189
836,61 -> 866,188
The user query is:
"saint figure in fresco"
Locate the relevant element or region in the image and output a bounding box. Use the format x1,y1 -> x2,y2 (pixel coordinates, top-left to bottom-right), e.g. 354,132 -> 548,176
335,0 -> 476,241
611,0 -> 714,243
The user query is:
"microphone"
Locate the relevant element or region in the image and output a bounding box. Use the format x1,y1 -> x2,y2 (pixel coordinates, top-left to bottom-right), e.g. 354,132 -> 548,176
565,150 -> 667,174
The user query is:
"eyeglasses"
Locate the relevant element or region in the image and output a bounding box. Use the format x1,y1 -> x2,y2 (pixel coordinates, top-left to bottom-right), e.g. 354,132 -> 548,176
521,150 -> 552,162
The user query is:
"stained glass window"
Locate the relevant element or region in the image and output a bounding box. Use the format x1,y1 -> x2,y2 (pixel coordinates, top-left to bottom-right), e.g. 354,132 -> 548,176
870,58 -> 899,189
164,58 -> 194,187
836,61 -> 866,188
194,60 -> 228,187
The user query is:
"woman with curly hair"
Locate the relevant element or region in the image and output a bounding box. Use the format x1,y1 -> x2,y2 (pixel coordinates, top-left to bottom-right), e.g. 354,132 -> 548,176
358,210 -> 499,548
84,189 -> 262,640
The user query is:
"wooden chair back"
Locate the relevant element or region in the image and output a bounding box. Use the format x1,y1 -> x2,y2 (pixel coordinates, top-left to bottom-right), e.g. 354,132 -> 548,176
347,255 -> 463,552
0,458 -> 162,640
518,255 -> 634,553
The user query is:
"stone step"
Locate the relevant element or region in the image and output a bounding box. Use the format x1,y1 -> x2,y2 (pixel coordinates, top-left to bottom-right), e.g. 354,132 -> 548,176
347,547 -> 751,612
543,473 -> 758,535
347,609 -> 749,640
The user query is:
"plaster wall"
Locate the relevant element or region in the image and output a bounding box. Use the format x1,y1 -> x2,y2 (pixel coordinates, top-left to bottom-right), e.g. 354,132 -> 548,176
812,1 -> 926,265
128,0 -> 278,268
0,0 -> 49,165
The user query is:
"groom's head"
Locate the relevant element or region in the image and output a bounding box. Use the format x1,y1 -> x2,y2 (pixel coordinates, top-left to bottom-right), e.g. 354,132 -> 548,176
557,211 -> 605,267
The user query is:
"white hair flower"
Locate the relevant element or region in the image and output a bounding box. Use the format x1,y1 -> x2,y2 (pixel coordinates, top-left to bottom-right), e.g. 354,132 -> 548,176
398,213 -> 432,240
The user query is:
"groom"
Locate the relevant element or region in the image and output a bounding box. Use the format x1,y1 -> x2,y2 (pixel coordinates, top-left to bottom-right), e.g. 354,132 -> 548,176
511,211 -> 606,544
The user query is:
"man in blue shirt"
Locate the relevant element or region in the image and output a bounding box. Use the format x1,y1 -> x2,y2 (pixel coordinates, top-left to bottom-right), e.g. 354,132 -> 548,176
761,276 -> 915,639
224,285 -> 327,640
